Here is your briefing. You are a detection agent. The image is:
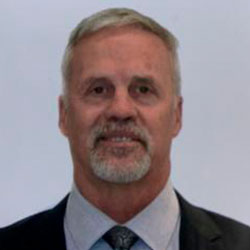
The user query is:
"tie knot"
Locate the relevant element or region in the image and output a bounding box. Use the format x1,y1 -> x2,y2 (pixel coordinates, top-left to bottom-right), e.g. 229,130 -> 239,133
103,226 -> 138,250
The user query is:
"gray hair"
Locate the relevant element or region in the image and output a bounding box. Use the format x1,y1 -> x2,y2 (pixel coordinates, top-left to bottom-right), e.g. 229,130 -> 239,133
61,8 -> 181,98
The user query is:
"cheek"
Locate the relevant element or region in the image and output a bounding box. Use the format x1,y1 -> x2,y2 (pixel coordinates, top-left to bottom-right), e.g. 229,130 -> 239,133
67,111 -> 97,154
70,105 -> 105,133
147,109 -> 174,142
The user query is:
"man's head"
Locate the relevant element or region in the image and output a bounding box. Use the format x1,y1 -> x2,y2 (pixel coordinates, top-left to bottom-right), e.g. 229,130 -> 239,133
59,8 -> 182,187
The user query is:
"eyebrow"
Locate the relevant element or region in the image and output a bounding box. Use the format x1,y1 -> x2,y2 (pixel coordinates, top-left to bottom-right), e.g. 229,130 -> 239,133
131,76 -> 155,84
85,76 -> 111,85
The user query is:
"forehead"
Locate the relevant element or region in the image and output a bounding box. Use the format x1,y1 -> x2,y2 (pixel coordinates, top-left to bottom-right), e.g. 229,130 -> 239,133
70,26 -> 173,84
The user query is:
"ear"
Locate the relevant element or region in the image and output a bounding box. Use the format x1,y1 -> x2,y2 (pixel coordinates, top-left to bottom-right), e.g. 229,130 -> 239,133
171,96 -> 183,138
58,96 -> 69,137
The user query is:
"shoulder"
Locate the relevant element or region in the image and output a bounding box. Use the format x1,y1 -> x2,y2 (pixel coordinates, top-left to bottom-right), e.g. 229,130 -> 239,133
177,192 -> 250,250
207,208 -> 250,232
0,196 -> 68,250
202,207 -> 250,247
0,209 -> 51,248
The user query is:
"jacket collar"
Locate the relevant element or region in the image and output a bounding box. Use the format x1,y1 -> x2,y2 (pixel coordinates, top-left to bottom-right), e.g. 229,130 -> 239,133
35,195 -> 68,250
177,192 -> 225,250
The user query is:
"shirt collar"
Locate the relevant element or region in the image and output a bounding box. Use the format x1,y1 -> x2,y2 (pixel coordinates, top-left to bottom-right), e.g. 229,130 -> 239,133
64,183 -> 116,249
125,180 -> 180,250
64,180 -> 180,250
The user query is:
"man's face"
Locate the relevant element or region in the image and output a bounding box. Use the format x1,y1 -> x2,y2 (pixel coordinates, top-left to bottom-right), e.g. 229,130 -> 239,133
59,26 -> 182,185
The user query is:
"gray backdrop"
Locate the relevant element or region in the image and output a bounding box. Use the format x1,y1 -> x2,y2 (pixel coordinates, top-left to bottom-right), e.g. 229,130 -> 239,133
1,0 -> 250,227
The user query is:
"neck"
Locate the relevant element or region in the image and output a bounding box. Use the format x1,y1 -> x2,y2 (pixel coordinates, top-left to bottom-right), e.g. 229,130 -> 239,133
74,166 -> 170,223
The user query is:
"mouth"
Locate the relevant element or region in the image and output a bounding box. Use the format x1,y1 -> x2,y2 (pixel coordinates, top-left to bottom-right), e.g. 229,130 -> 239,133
95,131 -> 146,148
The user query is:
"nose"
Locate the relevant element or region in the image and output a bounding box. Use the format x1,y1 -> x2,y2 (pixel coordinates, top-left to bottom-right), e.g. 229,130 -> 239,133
104,88 -> 137,123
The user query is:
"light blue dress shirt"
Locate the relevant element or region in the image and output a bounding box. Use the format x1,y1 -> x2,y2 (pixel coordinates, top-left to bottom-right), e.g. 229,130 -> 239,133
64,180 -> 180,250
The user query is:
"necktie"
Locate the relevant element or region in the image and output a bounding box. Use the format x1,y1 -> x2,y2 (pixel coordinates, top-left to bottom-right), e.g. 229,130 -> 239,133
103,226 -> 139,250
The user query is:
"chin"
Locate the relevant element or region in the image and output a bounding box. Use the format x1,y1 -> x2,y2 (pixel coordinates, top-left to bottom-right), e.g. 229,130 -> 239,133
89,153 -> 151,184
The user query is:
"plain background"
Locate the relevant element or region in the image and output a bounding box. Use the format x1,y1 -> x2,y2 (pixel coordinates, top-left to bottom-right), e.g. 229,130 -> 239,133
0,0 -> 250,227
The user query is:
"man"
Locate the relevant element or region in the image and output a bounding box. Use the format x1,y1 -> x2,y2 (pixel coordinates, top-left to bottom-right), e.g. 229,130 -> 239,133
1,8 -> 250,250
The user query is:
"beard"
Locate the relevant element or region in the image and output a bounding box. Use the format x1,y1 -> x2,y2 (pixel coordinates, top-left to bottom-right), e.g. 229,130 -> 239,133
87,122 -> 152,184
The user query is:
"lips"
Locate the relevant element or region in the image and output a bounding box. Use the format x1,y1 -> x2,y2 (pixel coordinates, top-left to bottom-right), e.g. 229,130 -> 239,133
102,137 -> 133,142
96,131 -> 146,147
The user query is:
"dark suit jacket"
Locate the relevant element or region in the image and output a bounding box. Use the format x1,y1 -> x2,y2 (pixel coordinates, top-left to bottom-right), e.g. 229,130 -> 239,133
1,193 -> 250,250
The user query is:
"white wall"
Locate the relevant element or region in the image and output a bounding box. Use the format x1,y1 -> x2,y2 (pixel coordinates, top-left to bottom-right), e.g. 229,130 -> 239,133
0,0 -> 249,227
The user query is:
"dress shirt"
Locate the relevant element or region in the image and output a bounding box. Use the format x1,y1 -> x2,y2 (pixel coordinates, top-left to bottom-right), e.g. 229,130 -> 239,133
64,180 -> 180,250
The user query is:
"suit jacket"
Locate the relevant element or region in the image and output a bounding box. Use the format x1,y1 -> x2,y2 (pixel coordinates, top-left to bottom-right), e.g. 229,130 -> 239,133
1,193 -> 250,250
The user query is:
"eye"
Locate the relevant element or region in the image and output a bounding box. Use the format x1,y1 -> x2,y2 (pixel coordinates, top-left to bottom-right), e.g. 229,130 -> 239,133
136,85 -> 150,94
129,80 -> 158,105
133,84 -> 153,96
87,81 -> 114,99
93,86 -> 105,94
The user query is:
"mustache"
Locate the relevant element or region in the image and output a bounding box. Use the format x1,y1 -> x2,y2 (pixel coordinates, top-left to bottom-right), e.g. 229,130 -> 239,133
88,122 -> 151,150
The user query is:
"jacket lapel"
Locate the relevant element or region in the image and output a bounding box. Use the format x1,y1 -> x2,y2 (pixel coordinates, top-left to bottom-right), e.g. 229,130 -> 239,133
177,193 -> 225,250
27,195 -> 68,250
43,195 -> 68,250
